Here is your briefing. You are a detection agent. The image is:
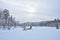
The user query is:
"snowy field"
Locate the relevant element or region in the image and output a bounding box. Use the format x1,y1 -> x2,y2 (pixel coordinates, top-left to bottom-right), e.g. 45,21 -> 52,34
0,26 -> 60,40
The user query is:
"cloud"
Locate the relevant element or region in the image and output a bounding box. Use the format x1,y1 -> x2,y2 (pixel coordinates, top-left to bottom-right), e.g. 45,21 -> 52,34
0,0 -> 38,12
0,0 -> 59,22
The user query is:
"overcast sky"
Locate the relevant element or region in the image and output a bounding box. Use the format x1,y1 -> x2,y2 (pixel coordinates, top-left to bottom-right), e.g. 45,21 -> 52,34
0,0 -> 60,40
0,0 -> 60,23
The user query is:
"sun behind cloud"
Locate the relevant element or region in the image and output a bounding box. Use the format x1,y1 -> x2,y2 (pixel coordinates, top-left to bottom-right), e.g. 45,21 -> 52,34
27,13 -> 36,18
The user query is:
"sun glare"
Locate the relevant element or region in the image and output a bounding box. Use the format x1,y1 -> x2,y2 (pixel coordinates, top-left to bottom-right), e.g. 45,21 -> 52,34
27,8 -> 36,13
27,13 -> 36,17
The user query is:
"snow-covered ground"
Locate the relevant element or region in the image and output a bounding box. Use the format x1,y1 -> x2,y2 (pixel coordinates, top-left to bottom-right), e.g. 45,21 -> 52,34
0,26 -> 60,40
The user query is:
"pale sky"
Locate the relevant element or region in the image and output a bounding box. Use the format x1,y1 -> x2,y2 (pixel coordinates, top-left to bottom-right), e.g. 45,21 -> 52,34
0,0 -> 60,23
0,0 -> 60,40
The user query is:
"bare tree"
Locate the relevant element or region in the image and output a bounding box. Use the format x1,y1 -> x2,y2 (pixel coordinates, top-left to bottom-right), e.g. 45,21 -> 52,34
3,9 -> 9,28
